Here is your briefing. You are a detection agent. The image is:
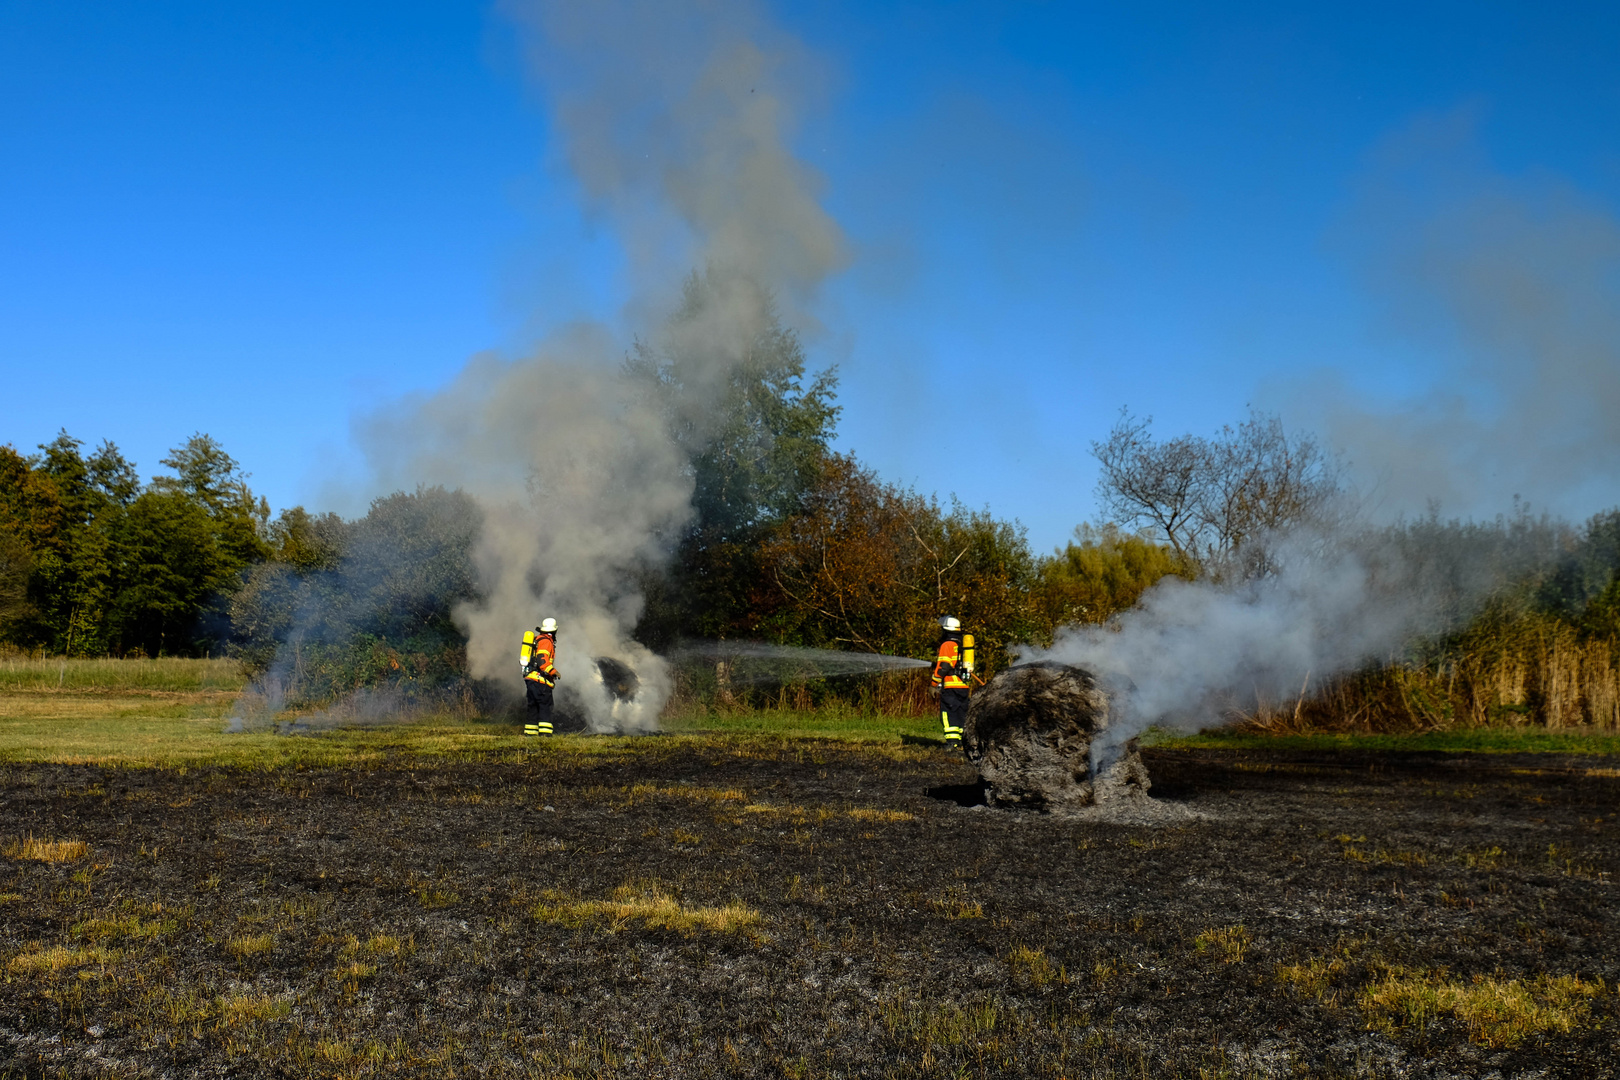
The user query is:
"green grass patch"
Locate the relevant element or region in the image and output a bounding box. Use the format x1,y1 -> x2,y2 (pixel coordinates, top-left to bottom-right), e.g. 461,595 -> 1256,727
663,703 -> 938,742
0,708 -> 540,768
7,675 -> 1613,771
0,690 -> 944,770
0,657 -> 247,693
1146,726 -> 1620,756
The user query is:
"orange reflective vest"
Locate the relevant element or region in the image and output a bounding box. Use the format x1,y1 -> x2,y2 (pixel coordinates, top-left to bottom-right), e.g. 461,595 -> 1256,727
521,634 -> 559,686
932,638 -> 968,690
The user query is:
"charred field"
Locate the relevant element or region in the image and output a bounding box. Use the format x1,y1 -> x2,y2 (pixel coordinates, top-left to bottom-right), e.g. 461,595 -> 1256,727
2,736 -> 1617,1079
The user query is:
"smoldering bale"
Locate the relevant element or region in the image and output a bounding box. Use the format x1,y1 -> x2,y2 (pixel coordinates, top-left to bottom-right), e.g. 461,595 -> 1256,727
963,661 -> 1148,810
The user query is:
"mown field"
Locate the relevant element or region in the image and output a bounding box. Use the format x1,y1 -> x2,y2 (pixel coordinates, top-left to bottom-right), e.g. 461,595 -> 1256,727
1,662 -> 1617,1078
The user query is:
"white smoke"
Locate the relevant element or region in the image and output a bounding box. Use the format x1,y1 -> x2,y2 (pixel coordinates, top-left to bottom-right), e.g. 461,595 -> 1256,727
356,0 -> 846,729
1045,112 -> 1617,749
1296,109 -> 1620,523
1030,519 -> 1562,754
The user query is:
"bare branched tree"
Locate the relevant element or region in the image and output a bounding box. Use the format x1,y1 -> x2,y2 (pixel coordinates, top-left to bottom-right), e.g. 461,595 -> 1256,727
1090,412 -> 1206,560
1092,409 -> 1344,575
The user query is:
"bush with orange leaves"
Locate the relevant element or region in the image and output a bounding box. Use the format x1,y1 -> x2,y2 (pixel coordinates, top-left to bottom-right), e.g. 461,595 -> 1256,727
758,454 -> 1039,674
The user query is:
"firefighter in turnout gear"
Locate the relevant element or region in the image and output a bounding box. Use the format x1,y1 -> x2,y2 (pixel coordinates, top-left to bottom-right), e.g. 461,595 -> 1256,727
520,619 -> 561,737
931,616 -> 973,750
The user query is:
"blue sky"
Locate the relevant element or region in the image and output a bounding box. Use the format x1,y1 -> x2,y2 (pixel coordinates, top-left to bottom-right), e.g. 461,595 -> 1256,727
3,1 -> 1617,551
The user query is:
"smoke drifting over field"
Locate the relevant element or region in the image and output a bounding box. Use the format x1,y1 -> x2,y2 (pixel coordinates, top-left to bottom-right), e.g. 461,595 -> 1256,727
359,0 -> 844,728
1041,116 -> 1619,749
1305,112 -> 1620,523
1030,533 -> 1418,753
1034,517 -> 1567,754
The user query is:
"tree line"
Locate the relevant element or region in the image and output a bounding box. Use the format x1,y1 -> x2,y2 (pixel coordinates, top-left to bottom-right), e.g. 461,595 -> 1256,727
5,277 -> 1618,728
0,290 -> 1198,690
0,433 -> 267,657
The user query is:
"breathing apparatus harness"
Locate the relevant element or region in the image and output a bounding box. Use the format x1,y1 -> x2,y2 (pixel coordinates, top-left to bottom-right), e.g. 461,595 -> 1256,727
932,620 -> 982,692
524,625 -> 560,685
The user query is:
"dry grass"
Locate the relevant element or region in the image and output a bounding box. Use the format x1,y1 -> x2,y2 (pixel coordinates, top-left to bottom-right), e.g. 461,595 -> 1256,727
1334,841 -> 1438,874
1193,925 -> 1251,964
1461,845 -> 1507,870
7,943 -> 121,973
879,996 -> 1004,1048
628,782 -> 747,803
217,990 -> 292,1026
1278,957 -> 1347,1001
1358,969 -> 1606,1047
74,911 -> 178,942
5,835 -> 89,862
1007,945 -> 1065,988
927,887 -> 985,920
226,933 -> 274,958
533,883 -> 763,936
1239,621 -> 1620,735
0,656 -> 247,692
341,933 -> 407,959
846,807 -> 915,823
411,883 -> 462,909
740,801 -> 914,826
333,960 -> 377,981
744,801 -> 811,818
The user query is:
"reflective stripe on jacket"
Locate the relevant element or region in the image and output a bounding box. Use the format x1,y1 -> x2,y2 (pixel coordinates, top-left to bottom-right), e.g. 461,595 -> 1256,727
521,635 -> 559,686
932,639 -> 968,689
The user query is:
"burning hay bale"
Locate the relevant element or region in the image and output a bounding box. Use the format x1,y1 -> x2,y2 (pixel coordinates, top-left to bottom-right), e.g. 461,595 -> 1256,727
554,657 -> 646,734
595,657 -> 640,702
963,661 -> 1149,810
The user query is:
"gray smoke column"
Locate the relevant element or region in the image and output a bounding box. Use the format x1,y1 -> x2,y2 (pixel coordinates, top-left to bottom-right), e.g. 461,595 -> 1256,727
357,0 -> 846,729
506,0 -> 845,313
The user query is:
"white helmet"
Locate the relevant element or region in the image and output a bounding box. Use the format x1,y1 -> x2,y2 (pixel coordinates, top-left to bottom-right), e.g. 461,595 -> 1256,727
539,618 -> 558,634
940,616 -> 961,632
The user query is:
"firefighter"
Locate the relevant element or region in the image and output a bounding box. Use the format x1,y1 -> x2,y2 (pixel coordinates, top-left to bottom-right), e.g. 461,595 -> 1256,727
520,618 -> 561,737
931,616 -> 970,750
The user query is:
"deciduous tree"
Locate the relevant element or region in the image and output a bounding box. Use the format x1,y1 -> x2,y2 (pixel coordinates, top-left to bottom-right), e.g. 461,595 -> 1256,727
628,270 -> 840,646
1093,409 -> 1343,574
1030,524 -> 1196,638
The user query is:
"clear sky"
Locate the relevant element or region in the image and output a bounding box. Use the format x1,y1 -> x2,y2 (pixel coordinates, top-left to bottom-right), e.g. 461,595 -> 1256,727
3,1 -> 1617,552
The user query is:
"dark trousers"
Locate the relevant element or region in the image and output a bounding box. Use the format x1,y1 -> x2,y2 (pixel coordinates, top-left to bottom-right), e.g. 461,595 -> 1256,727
940,687 -> 968,746
524,681 -> 554,736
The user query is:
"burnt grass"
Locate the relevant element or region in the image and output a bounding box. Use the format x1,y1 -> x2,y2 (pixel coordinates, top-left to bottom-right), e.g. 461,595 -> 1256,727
2,739 -> 1617,1078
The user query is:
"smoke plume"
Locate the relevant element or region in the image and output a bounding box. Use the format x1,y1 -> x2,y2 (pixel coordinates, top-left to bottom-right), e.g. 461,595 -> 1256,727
1301,110 -> 1620,523
1033,519 -> 1562,757
1039,113 -> 1618,751
357,0 -> 846,729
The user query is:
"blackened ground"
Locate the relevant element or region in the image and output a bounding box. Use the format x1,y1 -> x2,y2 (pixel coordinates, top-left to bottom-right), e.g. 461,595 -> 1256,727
1,740 -> 1616,1078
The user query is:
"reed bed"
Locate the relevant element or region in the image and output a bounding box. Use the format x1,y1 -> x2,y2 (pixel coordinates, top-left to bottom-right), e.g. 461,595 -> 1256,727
1242,622 -> 1620,735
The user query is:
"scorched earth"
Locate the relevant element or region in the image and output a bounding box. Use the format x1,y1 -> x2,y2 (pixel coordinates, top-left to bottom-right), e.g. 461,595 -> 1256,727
1,739 -> 1616,1078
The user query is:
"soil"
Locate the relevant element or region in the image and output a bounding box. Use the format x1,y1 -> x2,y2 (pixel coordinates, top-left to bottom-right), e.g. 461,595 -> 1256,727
1,740 -> 1617,1078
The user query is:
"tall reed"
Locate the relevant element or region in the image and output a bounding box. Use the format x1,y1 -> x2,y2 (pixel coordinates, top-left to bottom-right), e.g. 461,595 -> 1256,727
1239,613 -> 1619,734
